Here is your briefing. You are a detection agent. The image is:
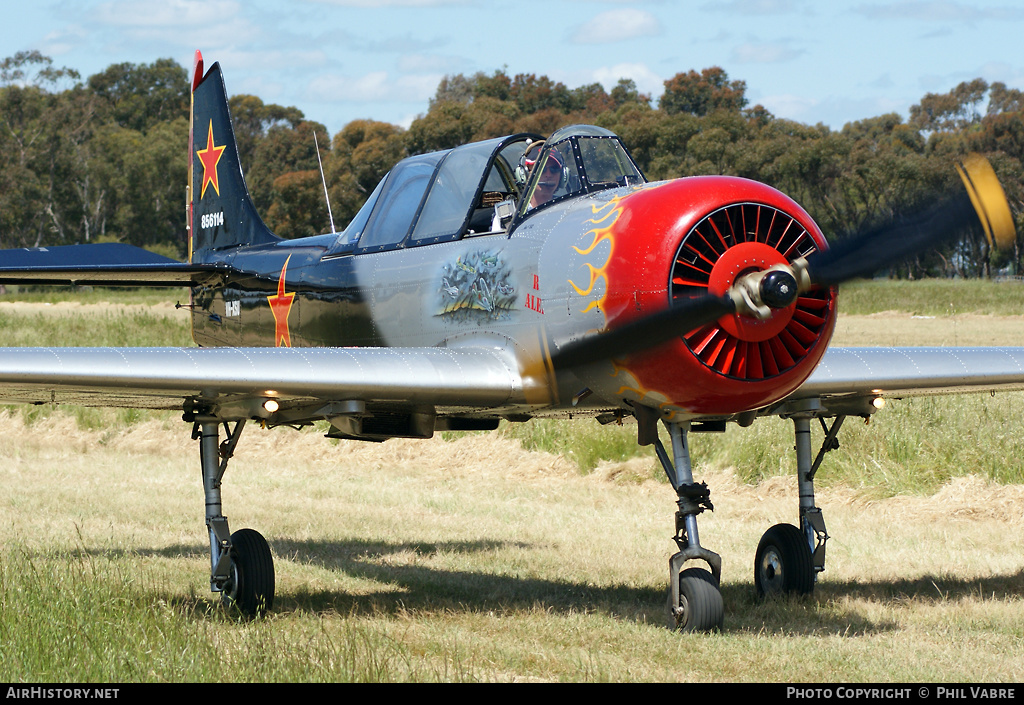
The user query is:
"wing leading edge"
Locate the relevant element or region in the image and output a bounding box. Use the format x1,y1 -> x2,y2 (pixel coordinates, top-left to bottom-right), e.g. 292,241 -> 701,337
792,346 -> 1024,401
1,343 -> 1023,422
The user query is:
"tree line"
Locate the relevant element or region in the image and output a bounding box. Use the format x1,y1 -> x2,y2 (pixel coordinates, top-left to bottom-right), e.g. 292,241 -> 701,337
2,51 -> 1023,278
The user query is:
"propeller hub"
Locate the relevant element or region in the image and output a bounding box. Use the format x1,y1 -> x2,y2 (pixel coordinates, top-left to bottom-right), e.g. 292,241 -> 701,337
707,242 -> 796,343
759,269 -> 799,309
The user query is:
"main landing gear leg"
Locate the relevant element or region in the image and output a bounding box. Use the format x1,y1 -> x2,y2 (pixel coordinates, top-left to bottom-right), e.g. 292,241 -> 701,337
754,407 -> 836,599
196,418 -> 275,617
656,421 -> 724,632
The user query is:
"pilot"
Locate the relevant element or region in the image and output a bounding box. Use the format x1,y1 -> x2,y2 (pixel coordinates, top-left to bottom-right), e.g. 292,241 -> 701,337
530,152 -> 565,209
523,147 -> 566,211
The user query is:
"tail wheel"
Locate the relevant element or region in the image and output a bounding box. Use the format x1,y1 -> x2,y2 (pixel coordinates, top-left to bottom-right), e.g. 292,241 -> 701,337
668,567 -> 724,633
670,202 -> 834,379
754,523 -> 814,599
222,528 -> 275,617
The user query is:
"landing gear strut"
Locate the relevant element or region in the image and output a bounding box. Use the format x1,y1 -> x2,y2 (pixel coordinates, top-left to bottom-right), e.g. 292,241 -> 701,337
655,421 -> 723,632
196,418 -> 275,616
753,404 -> 839,599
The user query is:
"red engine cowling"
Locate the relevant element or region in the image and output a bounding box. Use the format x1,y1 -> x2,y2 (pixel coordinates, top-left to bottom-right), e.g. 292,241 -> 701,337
587,176 -> 837,416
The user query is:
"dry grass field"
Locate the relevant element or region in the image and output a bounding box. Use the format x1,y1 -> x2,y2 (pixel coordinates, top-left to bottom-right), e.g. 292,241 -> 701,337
0,281 -> 1022,682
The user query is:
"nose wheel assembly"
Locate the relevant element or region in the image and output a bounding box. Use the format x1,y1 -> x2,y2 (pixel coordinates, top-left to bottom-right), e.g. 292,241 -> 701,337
654,421 -> 724,632
652,404 -> 837,632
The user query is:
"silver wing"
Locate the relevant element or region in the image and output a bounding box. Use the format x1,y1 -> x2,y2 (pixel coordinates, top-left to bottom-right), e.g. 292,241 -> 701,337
2,344 -> 1024,424
794,346 -> 1024,401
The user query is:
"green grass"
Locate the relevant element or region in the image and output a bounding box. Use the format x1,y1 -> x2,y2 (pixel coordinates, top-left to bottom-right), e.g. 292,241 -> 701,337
0,307 -> 192,347
695,392 -> 1024,494
2,421 -> 1021,682
3,285 -> 190,306
499,418 -> 653,477
837,278 -> 1024,316
0,545 -> 463,682
502,389 -> 1024,497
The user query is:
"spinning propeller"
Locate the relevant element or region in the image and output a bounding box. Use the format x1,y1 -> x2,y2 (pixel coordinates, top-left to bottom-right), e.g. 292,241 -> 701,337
550,154 -> 1016,370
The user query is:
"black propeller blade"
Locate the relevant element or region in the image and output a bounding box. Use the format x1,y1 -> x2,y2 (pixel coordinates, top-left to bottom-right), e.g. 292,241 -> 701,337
549,294 -> 736,369
549,153 -> 1015,371
804,158 -> 1014,286
800,152 -> 1014,288
802,191 -> 975,287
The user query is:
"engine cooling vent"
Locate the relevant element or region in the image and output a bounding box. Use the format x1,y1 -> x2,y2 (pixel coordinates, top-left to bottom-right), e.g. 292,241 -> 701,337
669,202 -> 834,380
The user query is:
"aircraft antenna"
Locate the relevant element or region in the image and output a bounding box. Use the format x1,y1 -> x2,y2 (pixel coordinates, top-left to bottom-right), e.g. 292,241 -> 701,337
314,131 -> 337,234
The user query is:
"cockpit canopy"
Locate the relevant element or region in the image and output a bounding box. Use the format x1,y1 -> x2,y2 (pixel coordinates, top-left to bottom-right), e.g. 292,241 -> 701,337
517,125 -> 646,217
331,125 -> 644,255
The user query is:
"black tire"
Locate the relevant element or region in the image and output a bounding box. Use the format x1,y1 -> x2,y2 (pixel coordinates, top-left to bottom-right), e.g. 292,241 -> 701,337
754,523 -> 814,599
222,528 -> 275,617
668,567 -> 724,633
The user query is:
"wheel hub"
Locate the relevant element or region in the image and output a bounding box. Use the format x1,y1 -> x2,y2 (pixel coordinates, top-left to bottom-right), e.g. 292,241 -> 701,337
759,549 -> 783,591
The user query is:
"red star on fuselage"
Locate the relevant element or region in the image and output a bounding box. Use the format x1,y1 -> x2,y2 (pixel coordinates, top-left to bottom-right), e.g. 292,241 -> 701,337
196,120 -> 226,198
267,256 -> 295,347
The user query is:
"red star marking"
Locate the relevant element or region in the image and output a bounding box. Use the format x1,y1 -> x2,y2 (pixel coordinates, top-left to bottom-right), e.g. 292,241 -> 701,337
196,120 -> 226,199
267,256 -> 295,347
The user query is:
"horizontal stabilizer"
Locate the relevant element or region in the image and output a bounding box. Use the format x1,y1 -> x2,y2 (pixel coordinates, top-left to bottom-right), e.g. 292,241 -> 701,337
0,243 -> 229,287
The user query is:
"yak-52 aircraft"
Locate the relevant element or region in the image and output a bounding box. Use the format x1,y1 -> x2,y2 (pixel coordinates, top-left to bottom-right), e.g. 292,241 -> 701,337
0,51 -> 1021,631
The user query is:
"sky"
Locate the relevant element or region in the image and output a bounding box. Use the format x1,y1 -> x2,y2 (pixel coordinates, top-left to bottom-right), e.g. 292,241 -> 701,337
4,0 -> 1024,139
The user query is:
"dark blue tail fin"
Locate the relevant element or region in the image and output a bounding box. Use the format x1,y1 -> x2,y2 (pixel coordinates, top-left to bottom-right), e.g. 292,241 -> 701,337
189,52 -> 278,262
